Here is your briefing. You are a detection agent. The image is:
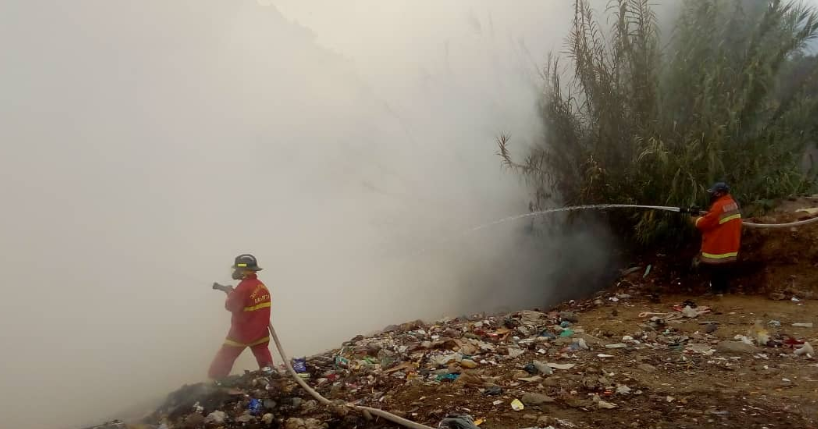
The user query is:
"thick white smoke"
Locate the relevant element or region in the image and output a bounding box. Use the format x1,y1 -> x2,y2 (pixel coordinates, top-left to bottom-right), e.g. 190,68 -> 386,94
0,2 -> 629,428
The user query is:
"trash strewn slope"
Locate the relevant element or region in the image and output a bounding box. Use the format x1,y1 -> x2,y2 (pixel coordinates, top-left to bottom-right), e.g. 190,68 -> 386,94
90,285 -> 818,429
87,199 -> 818,429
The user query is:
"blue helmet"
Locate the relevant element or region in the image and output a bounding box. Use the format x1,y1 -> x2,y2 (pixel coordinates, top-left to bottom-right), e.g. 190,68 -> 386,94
707,182 -> 730,194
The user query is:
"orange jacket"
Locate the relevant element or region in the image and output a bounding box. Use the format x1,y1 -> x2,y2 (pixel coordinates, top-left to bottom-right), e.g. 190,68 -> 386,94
224,274 -> 271,347
695,194 -> 742,264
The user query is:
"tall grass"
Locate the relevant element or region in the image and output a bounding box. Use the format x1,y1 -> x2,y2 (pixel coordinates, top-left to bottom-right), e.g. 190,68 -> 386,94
500,0 -> 818,246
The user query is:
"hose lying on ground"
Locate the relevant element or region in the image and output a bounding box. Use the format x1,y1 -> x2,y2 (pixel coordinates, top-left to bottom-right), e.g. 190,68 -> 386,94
742,215 -> 818,229
267,322 -> 435,429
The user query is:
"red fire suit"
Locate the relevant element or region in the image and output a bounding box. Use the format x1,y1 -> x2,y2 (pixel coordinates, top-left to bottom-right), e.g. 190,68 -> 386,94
695,194 -> 742,263
208,274 -> 273,378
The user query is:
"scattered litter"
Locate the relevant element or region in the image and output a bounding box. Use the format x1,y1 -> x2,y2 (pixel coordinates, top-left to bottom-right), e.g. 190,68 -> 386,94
547,363 -> 576,370
438,414 -> 480,429
109,263 -> 818,429
596,399 -> 617,409
521,392 -> 555,405
616,385 -> 632,395
511,399 -> 525,411
518,375 -> 543,383
248,398 -> 263,415
292,357 -> 308,373
605,343 -> 627,349
559,311 -> 579,323
204,411 -> 226,424
483,386 -> 503,396
734,335 -> 754,345
637,363 -> 657,372
681,306 -> 698,318
717,341 -> 757,354
460,359 -> 478,369
795,342 -> 814,357
752,322 -> 770,345
437,373 -> 460,382
533,360 -> 554,375
638,312 -> 669,318
687,343 -> 715,356
508,348 -> 526,358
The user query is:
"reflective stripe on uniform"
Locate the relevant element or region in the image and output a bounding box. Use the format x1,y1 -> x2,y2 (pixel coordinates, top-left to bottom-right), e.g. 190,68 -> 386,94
719,213 -> 741,224
223,338 -> 245,347
247,336 -> 270,347
243,302 -> 271,312
223,336 -> 270,348
718,209 -> 741,224
701,251 -> 738,264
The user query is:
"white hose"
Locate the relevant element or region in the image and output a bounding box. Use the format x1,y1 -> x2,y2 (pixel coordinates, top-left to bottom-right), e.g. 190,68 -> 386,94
742,215 -> 818,229
267,322 -> 435,429
248,204 -> 816,427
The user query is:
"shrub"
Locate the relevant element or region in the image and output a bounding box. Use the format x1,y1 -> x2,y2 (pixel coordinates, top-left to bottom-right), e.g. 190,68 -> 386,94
499,0 -> 818,246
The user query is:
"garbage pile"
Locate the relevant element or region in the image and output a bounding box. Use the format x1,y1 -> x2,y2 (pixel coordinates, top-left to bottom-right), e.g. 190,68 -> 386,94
96,283 -> 818,429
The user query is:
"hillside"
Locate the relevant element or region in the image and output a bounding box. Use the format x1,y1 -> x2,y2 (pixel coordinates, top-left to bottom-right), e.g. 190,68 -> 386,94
86,198 -> 818,429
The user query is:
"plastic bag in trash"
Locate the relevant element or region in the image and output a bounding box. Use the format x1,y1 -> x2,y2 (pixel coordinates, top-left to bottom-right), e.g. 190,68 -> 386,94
438,414 -> 480,429
248,398 -> 263,415
292,357 -> 308,373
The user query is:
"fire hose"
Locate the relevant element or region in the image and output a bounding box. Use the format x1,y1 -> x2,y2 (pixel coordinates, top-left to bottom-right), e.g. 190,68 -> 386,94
742,216 -> 818,228
208,204 -> 817,427
678,206 -> 818,229
212,283 -> 435,429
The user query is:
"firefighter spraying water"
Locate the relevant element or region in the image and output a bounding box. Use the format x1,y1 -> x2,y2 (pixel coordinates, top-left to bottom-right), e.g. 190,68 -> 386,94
689,182 -> 742,294
208,254 -> 274,379
200,184 -> 817,429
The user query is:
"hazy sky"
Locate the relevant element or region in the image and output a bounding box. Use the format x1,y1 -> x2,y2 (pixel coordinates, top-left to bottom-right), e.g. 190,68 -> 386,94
2,1 -> 812,428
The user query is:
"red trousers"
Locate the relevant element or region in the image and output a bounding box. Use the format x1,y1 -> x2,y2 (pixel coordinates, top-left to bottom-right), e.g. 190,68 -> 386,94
208,341 -> 273,379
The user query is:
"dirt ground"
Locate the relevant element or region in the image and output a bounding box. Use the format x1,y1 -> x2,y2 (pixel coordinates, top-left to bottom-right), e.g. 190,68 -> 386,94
94,197 -> 818,429
380,293 -> 818,429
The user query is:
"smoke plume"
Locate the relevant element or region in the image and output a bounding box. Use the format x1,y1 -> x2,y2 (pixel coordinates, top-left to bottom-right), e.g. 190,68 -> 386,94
0,1 -> 645,428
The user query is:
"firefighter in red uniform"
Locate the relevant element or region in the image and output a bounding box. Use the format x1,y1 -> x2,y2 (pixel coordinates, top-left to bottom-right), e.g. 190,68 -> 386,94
208,254 -> 273,379
694,182 -> 742,294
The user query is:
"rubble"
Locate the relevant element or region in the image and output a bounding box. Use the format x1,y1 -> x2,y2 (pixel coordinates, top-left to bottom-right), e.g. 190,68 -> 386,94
521,392 -> 555,406
87,264 -> 818,429
717,341 -> 758,354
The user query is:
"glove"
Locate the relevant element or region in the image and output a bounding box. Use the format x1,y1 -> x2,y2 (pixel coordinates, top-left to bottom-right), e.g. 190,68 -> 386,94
679,206 -> 701,215
212,282 -> 235,294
